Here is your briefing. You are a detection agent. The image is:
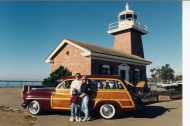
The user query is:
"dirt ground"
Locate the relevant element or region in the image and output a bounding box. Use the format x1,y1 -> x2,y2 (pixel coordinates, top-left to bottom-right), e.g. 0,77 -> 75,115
0,88 -> 36,126
0,88 -> 182,126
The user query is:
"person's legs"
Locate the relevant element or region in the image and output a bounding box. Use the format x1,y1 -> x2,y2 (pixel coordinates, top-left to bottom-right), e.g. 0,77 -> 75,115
74,104 -> 78,117
70,103 -> 75,117
74,104 -> 79,121
80,97 -> 85,113
69,103 -> 75,121
78,97 -> 84,121
82,95 -> 90,119
78,108 -> 82,122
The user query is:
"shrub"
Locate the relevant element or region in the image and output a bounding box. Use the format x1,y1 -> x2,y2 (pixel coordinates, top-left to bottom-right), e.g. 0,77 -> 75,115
42,65 -> 72,87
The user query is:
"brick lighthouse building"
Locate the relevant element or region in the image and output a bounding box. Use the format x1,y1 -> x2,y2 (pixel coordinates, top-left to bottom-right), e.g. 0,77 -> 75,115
45,4 -> 151,85
108,3 -> 148,58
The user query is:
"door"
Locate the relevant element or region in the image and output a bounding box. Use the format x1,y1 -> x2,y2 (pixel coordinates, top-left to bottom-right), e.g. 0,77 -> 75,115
51,80 -> 72,109
118,64 -> 130,81
120,70 -> 126,80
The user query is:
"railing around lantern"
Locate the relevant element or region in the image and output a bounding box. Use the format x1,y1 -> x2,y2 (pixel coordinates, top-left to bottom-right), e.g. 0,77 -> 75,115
108,19 -> 148,32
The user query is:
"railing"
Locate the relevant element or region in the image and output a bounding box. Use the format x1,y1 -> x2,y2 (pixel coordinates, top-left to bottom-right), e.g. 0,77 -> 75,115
138,90 -> 182,104
138,91 -> 158,103
108,19 -> 148,32
0,80 -> 42,88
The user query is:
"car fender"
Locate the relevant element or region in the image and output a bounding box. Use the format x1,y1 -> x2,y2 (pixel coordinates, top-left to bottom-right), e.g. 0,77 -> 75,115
94,100 -> 122,111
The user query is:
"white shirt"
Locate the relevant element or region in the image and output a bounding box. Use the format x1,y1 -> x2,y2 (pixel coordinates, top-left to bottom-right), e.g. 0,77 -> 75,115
70,80 -> 82,95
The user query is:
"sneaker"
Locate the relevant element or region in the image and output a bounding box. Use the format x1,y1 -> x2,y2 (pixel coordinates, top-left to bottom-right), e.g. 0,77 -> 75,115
69,117 -> 74,122
75,117 -> 79,121
82,118 -> 88,122
87,116 -> 91,121
78,117 -> 82,122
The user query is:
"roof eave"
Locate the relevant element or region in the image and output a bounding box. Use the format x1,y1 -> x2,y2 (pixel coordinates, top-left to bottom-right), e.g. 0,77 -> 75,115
90,52 -> 152,66
45,39 -> 91,63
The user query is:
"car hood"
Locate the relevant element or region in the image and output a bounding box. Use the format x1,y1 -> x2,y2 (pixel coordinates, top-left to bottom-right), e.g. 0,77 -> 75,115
29,87 -> 55,93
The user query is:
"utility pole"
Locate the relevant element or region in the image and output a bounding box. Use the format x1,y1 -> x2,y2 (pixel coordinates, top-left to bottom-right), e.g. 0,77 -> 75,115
158,66 -> 159,83
168,66 -> 170,83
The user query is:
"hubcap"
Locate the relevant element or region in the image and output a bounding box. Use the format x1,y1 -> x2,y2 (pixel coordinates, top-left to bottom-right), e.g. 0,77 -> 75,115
102,105 -> 113,116
30,102 -> 39,113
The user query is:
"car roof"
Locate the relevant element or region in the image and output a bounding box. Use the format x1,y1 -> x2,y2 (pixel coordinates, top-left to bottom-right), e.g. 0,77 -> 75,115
64,75 -> 123,80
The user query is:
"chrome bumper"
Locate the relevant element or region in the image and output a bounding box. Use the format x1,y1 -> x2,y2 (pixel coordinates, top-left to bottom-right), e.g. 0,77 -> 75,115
21,103 -> 27,108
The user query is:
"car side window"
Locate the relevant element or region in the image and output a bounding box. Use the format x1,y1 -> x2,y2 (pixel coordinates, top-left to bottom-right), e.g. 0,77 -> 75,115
104,80 -> 124,89
88,79 -> 124,90
58,80 -> 72,89
115,80 -> 124,89
89,80 -> 99,89
58,82 -> 65,89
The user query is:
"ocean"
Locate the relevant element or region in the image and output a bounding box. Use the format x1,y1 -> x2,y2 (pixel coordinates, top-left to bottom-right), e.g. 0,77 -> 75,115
0,80 -> 42,88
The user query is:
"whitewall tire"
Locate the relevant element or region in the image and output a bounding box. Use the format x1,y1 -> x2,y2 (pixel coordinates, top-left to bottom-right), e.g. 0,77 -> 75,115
28,100 -> 42,115
99,104 -> 116,119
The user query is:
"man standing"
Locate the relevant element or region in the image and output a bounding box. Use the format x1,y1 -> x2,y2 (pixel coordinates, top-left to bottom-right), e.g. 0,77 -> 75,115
70,73 -> 82,96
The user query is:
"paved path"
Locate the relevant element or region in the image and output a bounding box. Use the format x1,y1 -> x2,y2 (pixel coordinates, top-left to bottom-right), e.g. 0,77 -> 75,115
150,85 -> 168,91
0,88 -> 182,126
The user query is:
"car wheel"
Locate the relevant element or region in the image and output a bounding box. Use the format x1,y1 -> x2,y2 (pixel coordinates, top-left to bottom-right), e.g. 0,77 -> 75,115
28,100 -> 42,115
99,104 -> 116,119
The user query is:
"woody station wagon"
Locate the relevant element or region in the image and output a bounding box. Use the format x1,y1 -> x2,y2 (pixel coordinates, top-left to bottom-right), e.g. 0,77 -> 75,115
21,75 -> 139,119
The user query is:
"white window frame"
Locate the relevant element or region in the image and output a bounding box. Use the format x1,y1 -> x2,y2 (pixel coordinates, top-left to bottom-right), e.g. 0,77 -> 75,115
102,65 -> 110,75
118,64 -> 130,81
134,69 -> 140,84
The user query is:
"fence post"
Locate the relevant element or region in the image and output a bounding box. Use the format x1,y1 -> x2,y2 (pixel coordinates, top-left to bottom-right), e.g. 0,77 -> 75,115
7,82 -> 9,87
20,82 -> 22,87
169,91 -> 172,99
156,91 -> 159,102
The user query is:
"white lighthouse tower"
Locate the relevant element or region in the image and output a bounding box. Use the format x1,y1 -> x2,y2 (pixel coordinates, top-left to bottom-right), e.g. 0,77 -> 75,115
108,3 -> 148,58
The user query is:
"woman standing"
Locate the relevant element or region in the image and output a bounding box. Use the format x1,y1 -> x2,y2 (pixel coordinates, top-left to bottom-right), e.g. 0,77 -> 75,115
80,76 -> 91,121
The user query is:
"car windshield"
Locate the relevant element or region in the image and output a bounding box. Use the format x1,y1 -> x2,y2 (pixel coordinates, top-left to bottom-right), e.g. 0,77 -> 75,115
124,80 -> 136,93
124,80 -> 134,87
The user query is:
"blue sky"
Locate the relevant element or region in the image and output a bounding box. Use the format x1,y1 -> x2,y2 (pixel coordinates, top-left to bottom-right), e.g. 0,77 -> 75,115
0,1 -> 182,81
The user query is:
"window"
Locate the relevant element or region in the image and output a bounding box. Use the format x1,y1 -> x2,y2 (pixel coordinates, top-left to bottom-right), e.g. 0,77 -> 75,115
88,79 -> 124,90
102,65 -> 110,75
66,51 -> 70,56
120,14 -> 126,20
58,80 -> 72,89
134,15 -> 137,21
126,14 -> 132,20
120,14 -> 133,21
134,69 -> 140,85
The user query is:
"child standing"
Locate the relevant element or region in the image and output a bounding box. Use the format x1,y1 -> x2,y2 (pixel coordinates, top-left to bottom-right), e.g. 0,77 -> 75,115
69,88 -> 81,122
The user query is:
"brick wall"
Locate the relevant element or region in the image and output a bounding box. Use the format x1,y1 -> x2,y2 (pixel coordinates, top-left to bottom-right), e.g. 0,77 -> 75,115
113,29 -> 144,58
91,59 -> 119,75
129,65 -> 147,84
91,59 -> 147,84
49,43 -> 147,85
114,29 -> 132,53
131,29 -> 144,58
50,44 -> 91,75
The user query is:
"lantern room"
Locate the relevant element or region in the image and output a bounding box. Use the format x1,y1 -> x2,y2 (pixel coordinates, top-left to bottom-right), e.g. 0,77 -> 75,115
108,3 -> 148,35
118,3 -> 138,28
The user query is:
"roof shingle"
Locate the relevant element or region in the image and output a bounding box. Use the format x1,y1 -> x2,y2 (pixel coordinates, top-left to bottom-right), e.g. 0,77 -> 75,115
66,38 -> 151,63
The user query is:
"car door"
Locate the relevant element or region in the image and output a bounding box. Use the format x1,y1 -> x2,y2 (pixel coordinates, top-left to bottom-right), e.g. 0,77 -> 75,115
51,80 -> 72,110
